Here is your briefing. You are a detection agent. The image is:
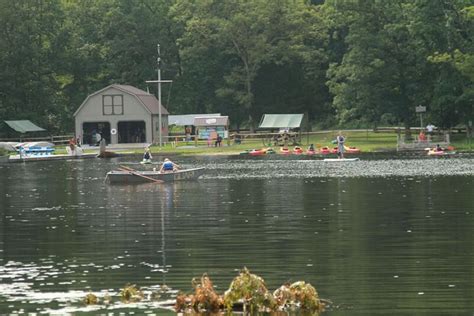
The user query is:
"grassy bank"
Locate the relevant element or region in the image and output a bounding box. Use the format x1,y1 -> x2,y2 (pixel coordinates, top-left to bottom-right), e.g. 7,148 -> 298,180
143,131 -> 472,156
39,131 -> 474,157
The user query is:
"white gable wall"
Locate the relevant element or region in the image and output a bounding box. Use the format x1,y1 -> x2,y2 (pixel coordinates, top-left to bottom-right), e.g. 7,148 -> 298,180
75,87 -> 153,144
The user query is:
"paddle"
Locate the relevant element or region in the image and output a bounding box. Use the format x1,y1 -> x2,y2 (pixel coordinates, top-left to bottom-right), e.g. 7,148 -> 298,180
118,165 -> 164,184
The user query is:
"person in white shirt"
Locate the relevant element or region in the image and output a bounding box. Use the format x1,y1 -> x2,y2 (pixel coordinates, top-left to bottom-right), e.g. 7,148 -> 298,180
426,124 -> 435,135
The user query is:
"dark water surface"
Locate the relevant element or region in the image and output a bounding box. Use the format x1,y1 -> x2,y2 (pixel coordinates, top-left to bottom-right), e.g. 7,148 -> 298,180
0,155 -> 473,315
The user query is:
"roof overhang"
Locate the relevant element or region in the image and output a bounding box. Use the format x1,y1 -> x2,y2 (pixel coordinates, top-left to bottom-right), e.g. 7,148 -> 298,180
258,114 -> 304,129
168,114 -> 221,126
194,116 -> 229,127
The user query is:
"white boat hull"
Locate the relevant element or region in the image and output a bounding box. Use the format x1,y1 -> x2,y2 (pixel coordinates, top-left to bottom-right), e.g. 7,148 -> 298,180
323,158 -> 360,162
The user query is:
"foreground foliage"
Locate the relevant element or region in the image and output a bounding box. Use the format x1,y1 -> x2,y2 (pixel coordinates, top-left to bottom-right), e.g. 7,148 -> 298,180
175,267 -> 323,314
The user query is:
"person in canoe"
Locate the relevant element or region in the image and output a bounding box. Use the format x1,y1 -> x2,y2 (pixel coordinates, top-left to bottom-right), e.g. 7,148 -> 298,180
159,158 -> 180,173
336,131 -> 345,159
142,147 -> 153,163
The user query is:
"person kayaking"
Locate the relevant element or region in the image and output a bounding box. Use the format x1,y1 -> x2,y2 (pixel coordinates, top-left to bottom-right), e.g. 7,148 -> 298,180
336,131 -> 345,159
142,147 -> 152,162
159,158 -> 180,173
308,144 -> 315,152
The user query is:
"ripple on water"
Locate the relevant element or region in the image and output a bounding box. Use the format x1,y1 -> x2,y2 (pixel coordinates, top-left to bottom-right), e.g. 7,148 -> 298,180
0,260 -> 176,314
201,158 -> 474,179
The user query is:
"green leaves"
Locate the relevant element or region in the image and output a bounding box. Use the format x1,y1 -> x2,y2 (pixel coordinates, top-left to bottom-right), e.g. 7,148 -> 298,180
0,0 -> 471,134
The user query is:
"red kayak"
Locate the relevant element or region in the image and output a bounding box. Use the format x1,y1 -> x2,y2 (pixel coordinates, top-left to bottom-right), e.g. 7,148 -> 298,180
248,148 -> 276,156
319,146 -> 332,154
249,149 -> 266,156
292,146 -> 304,155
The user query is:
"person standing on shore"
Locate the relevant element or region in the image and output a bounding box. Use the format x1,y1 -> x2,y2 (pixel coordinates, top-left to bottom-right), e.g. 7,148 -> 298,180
426,123 -> 436,136
336,131 -> 345,159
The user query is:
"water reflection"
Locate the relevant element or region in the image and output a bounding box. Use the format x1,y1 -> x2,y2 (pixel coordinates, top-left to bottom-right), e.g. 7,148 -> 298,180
0,156 -> 473,314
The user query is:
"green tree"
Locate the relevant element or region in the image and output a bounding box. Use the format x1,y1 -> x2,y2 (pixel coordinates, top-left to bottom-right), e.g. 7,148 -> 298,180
172,0 -> 331,130
413,0 -> 474,128
325,0 -> 432,130
0,0 -> 67,132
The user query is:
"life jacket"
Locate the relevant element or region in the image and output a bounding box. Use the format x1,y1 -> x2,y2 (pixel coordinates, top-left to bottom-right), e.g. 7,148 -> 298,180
144,152 -> 151,160
163,161 -> 173,170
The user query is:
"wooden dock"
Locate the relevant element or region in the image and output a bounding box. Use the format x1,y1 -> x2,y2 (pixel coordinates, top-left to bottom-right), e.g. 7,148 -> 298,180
8,153 -> 97,163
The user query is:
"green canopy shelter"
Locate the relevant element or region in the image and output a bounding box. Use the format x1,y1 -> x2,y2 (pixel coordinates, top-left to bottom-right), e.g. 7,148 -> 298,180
258,114 -> 305,146
4,120 -> 46,133
258,114 -> 304,129
2,120 -> 47,140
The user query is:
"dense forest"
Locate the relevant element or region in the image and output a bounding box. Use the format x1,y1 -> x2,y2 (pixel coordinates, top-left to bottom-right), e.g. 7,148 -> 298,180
0,0 -> 473,134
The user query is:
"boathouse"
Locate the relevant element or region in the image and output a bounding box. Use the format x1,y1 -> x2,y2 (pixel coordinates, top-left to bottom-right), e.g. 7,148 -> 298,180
73,84 -> 169,145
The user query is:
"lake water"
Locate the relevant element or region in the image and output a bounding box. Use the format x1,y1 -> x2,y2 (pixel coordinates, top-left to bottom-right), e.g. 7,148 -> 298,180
0,154 -> 473,315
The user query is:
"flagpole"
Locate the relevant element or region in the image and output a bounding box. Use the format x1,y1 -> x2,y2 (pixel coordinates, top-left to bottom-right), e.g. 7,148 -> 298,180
157,44 -> 162,147
146,43 -> 172,147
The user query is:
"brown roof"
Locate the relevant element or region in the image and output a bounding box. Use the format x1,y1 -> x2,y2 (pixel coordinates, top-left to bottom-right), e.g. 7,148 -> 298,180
114,84 -> 169,115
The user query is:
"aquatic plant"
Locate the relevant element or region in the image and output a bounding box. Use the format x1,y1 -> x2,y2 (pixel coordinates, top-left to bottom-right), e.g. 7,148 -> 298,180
223,267 -> 277,313
175,273 -> 223,313
174,268 -> 323,314
120,283 -> 144,303
83,293 -> 98,305
274,281 -> 322,312
175,291 -> 192,313
191,273 -> 224,312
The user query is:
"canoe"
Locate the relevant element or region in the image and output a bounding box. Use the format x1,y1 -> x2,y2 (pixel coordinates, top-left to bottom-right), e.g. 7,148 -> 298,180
140,159 -> 153,164
428,150 -> 444,156
241,148 -> 275,156
323,158 -> 360,162
106,167 -> 205,184
427,150 -> 455,156
344,146 -> 361,154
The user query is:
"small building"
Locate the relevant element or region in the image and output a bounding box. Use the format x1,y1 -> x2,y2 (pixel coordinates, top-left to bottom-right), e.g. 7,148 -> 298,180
74,84 -> 169,145
194,116 -> 229,141
168,113 -> 221,139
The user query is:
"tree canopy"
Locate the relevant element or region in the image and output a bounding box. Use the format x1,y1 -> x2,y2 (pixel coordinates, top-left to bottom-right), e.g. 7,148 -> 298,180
0,0 -> 472,134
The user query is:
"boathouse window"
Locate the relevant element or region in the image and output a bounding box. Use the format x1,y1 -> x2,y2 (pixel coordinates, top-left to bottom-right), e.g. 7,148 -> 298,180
103,95 -> 123,115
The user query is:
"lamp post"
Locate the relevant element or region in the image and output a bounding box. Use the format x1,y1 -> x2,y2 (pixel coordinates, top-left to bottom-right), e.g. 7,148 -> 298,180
146,44 -> 172,147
